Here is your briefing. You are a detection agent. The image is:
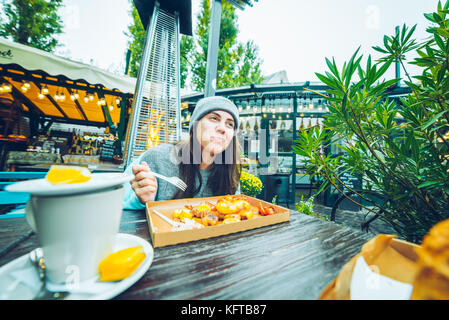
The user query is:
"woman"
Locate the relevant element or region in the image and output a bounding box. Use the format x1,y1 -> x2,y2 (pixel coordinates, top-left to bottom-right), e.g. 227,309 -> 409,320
123,96 -> 241,209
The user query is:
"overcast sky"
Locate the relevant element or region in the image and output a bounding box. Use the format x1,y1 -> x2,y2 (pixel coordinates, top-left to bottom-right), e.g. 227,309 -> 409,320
56,0 -> 439,86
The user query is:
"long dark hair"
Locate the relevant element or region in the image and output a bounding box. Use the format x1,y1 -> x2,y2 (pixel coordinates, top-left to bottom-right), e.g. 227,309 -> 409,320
172,126 -> 241,199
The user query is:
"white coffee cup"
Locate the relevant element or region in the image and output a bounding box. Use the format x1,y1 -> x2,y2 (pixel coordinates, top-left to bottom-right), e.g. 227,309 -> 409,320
25,186 -> 125,284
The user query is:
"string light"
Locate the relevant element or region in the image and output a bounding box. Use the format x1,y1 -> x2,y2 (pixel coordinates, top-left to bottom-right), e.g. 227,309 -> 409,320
97,98 -> 106,106
1,83 -> 12,93
21,81 -> 29,92
70,90 -> 78,100
42,85 -> 49,95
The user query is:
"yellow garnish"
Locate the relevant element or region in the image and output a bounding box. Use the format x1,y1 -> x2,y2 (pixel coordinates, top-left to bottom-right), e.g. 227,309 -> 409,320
173,208 -> 193,220
46,165 -> 92,185
222,217 -> 240,224
98,246 -> 146,282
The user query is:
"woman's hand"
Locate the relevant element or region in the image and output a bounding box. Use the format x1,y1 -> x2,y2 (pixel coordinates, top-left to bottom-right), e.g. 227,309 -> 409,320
130,161 -> 158,204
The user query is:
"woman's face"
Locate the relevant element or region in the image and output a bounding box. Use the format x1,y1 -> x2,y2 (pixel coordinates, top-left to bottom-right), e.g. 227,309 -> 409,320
195,110 -> 236,156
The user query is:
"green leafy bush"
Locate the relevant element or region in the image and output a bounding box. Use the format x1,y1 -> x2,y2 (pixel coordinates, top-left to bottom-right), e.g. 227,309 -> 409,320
296,195 -> 315,216
293,1 -> 449,243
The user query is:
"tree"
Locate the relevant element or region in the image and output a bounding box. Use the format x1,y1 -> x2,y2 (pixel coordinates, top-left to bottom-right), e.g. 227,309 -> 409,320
125,0 -> 264,90
125,3 -> 145,78
0,0 -> 64,52
188,0 -> 263,91
293,1 -> 449,243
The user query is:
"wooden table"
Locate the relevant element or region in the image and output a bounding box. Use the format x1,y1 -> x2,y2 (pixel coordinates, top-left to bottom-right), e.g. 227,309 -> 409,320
0,208 -> 373,300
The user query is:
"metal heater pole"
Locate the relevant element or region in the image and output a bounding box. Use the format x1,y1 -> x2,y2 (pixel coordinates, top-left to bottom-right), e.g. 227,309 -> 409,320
395,26 -> 401,85
204,0 -> 222,97
175,11 -> 182,141
123,1 -> 181,168
123,3 -> 159,168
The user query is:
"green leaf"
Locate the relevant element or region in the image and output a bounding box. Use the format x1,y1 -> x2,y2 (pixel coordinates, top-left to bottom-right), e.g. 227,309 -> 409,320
433,12 -> 443,23
434,33 -> 446,51
326,57 -> 341,81
424,12 -> 437,23
437,67 -> 446,83
372,46 -> 388,54
316,72 -> 338,89
422,110 -> 447,129
403,24 -> 417,46
417,181 -> 439,188
436,27 -> 449,38
375,59 -> 393,80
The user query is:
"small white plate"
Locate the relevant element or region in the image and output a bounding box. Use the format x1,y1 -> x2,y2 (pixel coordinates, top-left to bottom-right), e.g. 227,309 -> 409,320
5,173 -> 133,196
0,233 -> 154,300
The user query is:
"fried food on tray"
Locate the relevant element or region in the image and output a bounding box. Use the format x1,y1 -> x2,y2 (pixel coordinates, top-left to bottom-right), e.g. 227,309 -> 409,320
216,195 -> 250,214
223,213 -> 240,220
202,213 -> 219,226
223,217 -> 240,224
239,207 -> 258,220
173,208 -> 193,220
191,203 -> 212,218
411,218 -> 449,300
257,202 -> 277,216
171,195 -> 278,228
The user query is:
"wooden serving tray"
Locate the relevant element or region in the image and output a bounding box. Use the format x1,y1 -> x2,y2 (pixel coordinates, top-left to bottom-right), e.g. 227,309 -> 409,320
145,195 -> 290,247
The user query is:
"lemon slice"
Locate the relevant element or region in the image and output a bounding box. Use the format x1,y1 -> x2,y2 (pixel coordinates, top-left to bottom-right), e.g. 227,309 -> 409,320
45,165 -> 92,185
98,246 -> 146,282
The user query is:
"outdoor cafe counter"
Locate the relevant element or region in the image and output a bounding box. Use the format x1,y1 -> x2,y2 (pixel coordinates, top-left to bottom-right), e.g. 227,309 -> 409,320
0,207 -> 374,299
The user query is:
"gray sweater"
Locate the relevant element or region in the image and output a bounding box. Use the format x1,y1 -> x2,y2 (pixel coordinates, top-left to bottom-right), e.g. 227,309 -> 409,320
123,143 -> 217,210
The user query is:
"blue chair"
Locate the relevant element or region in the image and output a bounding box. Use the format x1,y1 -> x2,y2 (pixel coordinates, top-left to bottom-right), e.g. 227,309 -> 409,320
0,172 -> 47,218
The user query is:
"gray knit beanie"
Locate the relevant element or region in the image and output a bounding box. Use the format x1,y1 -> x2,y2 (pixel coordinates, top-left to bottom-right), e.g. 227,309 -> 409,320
189,96 -> 239,131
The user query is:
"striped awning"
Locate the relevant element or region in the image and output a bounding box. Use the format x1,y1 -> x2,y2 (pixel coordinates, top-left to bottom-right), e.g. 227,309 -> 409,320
0,38 -> 136,127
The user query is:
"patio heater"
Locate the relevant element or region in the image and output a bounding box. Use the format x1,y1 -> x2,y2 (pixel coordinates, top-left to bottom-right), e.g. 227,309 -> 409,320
123,0 -> 192,167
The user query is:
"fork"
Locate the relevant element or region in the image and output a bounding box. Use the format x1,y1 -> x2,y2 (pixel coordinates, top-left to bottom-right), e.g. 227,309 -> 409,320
151,172 -> 187,192
29,248 -> 69,300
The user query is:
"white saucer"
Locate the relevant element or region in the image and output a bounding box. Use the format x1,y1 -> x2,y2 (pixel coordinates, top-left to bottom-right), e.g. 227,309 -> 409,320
5,173 -> 133,196
0,233 -> 154,300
